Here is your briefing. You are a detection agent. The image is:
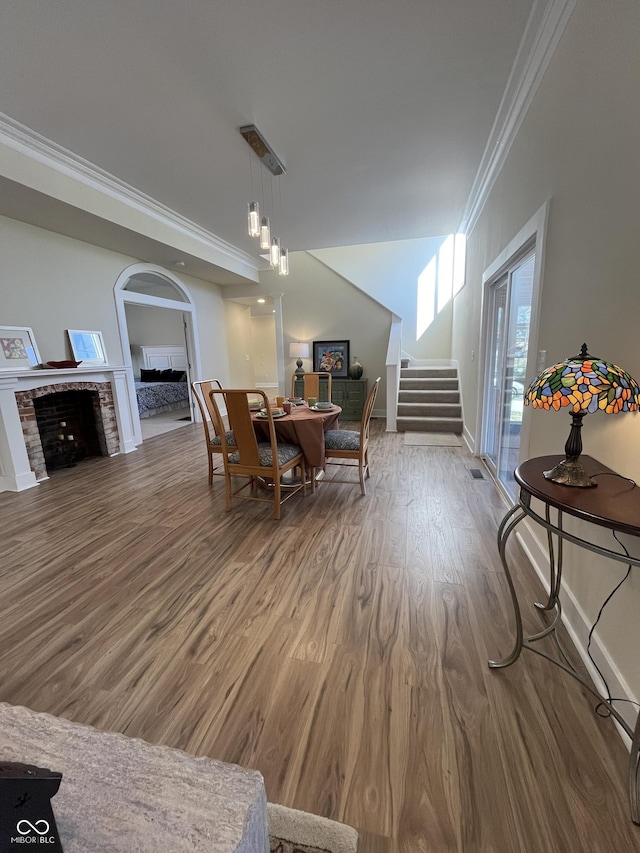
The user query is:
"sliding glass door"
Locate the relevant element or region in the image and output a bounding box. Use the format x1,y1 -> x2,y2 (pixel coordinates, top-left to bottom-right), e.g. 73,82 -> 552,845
482,252 -> 535,500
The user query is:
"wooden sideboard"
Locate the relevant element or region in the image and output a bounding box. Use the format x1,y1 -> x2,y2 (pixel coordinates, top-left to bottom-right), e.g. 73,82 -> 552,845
294,377 -> 367,420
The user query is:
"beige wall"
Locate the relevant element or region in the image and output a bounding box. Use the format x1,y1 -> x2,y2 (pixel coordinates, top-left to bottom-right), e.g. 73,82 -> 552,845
311,237 -> 453,360
125,303 -> 185,377
223,301 -> 255,388
251,315 -> 278,386
259,252 -> 392,409
1,215 -> 132,365
0,213 -> 232,387
452,0 -> 640,701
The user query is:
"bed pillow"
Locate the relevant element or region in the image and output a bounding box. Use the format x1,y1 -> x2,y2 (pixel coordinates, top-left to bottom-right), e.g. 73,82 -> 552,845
140,368 -> 160,382
170,370 -> 186,381
160,368 -> 174,381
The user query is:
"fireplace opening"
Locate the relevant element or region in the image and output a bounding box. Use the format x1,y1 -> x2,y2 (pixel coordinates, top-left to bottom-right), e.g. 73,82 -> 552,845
34,390 -> 108,472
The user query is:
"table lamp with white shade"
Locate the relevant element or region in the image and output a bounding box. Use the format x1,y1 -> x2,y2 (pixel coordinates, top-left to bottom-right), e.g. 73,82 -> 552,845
290,342 -> 310,375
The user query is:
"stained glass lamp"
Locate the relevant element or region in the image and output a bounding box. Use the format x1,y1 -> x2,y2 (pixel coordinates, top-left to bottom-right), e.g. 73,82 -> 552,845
524,343 -> 640,487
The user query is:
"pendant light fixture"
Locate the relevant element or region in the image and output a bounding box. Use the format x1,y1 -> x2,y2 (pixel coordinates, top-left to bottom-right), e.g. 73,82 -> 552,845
270,236 -> 280,268
278,247 -> 289,276
240,125 -> 290,275
247,201 -> 260,238
259,216 -> 271,250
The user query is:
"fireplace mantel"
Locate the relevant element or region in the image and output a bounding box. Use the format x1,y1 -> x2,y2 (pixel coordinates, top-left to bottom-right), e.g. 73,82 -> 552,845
0,366 -> 137,492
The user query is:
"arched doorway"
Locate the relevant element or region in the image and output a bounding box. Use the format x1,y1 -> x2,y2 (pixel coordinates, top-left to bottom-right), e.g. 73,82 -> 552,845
114,264 -> 202,445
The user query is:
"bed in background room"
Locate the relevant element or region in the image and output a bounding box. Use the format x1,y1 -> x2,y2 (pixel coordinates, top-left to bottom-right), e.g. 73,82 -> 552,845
135,345 -> 191,419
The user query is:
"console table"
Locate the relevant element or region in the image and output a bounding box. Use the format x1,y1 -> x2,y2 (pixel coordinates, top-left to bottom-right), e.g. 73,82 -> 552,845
488,455 -> 640,824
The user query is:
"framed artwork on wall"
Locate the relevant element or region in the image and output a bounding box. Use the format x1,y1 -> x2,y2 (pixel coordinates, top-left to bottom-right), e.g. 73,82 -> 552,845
67,329 -> 107,366
0,325 -> 42,370
313,340 -> 350,378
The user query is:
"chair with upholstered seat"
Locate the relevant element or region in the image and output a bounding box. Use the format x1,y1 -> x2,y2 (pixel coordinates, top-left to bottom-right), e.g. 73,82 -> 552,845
291,371 -> 332,403
208,388 -> 307,520
191,379 -> 236,484
323,377 -> 380,495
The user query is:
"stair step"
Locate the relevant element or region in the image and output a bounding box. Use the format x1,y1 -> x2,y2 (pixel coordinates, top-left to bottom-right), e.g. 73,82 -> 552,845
397,415 -> 463,434
400,358 -> 410,369
400,367 -> 457,379
398,390 -> 460,403
399,377 -> 459,391
398,402 -> 462,418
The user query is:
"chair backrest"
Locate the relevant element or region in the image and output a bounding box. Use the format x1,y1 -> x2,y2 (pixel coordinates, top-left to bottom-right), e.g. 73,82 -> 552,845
360,377 -> 380,441
191,379 -> 223,444
208,388 -> 277,470
292,371 -> 332,402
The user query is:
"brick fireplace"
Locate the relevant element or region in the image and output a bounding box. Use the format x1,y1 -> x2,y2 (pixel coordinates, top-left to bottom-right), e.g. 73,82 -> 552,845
19,382 -> 120,480
0,366 -> 136,492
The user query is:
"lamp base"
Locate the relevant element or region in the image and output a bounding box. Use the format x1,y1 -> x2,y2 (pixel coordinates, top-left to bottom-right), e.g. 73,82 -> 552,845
294,358 -> 305,375
543,458 -> 597,488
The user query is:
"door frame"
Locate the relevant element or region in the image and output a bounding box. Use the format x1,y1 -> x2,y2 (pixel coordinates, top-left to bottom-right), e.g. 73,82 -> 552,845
114,263 -> 203,446
476,202 -> 549,499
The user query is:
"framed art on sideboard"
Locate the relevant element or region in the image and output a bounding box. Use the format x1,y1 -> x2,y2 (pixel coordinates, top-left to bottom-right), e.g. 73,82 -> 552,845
313,340 -> 350,378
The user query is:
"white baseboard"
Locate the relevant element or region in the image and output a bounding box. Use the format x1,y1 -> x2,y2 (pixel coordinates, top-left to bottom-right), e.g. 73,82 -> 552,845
462,425 -> 475,454
515,521 -> 637,747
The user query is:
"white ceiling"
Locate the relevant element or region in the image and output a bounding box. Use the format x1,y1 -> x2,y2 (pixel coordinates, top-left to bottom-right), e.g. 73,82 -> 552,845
0,0 -> 536,269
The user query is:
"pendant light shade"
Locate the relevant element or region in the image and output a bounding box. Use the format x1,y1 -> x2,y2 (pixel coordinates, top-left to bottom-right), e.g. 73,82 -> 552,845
259,216 -> 271,250
278,247 -> 289,276
247,201 -> 260,237
270,236 -> 281,268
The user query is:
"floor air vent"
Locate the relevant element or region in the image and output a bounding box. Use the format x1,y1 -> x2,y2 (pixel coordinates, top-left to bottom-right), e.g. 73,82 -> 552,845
468,468 -> 485,479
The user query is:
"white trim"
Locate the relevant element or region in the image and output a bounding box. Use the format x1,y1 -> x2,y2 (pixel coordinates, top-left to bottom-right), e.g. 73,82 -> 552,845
385,314 -> 403,432
114,264 -> 202,446
460,0 -> 576,236
476,202 -> 549,482
0,112 -> 258,274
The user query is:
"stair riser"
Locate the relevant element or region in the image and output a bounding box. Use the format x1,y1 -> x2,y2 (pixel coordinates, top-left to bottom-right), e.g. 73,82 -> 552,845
398,404 -> 461,417
397,417 -> 463,434
401,368 -> 457,379
398,391 -> 459,403
400,379 -> 459,391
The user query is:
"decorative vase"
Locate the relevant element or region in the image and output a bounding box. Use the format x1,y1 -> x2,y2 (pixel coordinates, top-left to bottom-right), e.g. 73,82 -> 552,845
348,357 -> 363,380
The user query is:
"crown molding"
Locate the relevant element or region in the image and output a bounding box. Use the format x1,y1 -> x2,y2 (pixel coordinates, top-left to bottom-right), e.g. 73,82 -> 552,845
459,0 -> 576,236
0,112 -> 259,272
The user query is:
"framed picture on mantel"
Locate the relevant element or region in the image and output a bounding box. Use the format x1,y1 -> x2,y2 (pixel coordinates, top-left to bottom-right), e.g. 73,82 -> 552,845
313,340 -> 350,378
0,325 -> 42,370
67,329 -> 107,366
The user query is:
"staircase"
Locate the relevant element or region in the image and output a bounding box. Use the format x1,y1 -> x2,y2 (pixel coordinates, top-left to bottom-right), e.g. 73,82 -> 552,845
396,360 -> 463,434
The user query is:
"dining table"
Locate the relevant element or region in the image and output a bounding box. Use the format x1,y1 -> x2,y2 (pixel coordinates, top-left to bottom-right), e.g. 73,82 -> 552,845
251,402 -> 341,469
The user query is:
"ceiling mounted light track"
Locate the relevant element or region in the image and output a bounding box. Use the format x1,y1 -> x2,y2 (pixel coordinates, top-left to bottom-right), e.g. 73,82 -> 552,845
239,125 -> 286,176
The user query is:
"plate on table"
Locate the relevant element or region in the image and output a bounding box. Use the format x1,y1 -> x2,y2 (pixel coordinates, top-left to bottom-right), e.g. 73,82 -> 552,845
311,405 -> 334,412
256,410 -> 288,419
287,397 -> 304,405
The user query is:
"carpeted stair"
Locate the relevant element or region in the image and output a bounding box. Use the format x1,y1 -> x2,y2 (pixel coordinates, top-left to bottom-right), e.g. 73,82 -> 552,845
397,363 -> 463,434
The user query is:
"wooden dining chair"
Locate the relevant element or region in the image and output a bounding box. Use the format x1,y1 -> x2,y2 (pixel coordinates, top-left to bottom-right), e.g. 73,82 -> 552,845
191,379 -> 236,484
208,388 -> 307,520
291,371 -> 332,403
323,377 -> 380,495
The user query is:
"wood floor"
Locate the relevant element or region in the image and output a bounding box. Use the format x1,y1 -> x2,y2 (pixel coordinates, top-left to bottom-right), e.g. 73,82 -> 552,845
1,422 -> 638,852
